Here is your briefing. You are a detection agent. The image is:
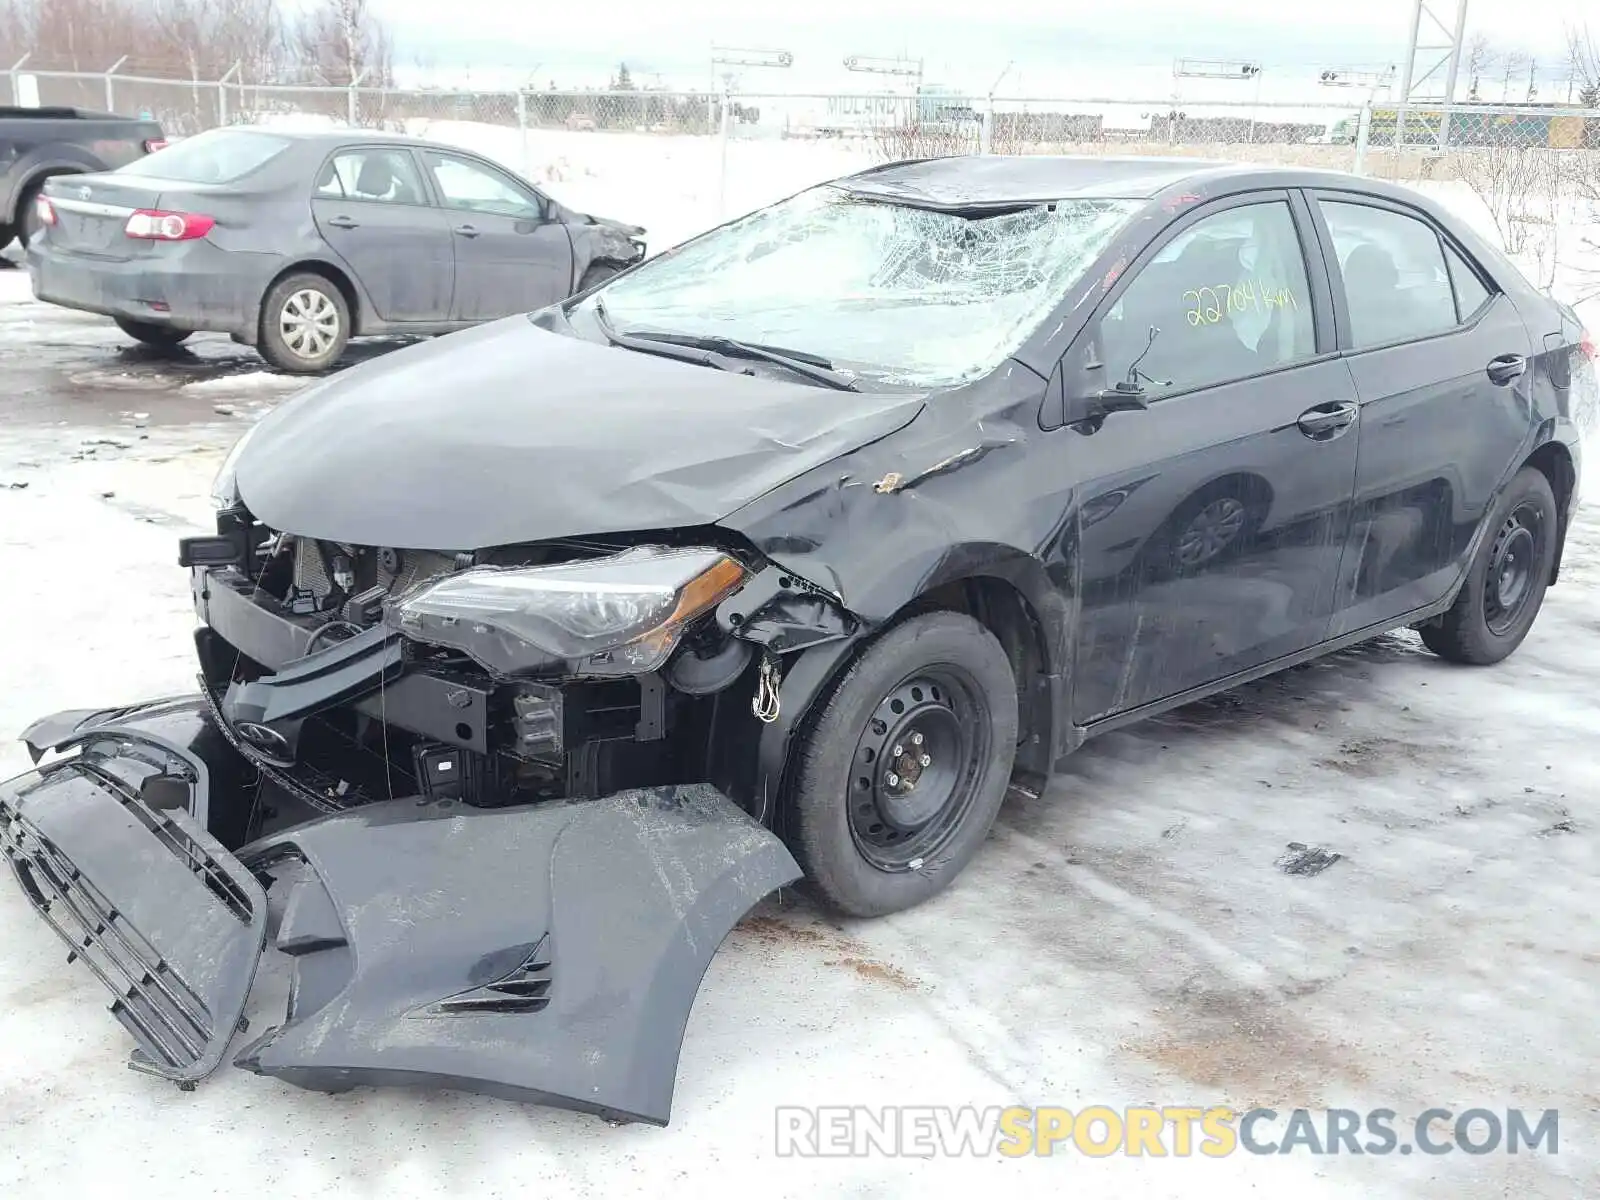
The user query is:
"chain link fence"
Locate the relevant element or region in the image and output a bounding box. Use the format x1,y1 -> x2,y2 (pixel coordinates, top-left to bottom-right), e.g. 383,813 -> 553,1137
8,66 -> 1599,246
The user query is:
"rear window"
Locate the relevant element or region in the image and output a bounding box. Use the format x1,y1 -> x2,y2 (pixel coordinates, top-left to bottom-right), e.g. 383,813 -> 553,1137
117,128 -> 292,184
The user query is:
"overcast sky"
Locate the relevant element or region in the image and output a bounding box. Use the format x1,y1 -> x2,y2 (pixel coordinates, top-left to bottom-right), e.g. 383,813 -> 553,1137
379,0 -> 1597,92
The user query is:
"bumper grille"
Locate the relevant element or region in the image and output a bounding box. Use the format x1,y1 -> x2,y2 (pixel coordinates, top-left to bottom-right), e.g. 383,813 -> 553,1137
0,754 -> 267,1084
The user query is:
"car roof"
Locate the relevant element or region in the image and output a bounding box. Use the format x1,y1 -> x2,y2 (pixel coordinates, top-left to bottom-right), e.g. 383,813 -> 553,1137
230,126 -> 478,157
834,154 -> 1420,208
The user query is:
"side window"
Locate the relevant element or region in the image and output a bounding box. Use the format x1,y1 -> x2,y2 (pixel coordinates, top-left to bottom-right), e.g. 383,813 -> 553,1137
1099,200 -> 1316,398
1443,241 -> 1492,321
1320,200 -> 1457,348
314,149 -> 427,206
423,152 -> 544,220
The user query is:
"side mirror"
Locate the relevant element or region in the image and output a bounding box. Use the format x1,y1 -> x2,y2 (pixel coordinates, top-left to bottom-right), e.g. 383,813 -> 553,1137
1041,350 -> 1150,431
1092,380 -> 1151,414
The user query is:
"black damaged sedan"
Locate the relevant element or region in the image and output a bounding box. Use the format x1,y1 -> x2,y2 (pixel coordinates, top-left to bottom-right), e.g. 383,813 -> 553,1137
3,156 -> 1592,1125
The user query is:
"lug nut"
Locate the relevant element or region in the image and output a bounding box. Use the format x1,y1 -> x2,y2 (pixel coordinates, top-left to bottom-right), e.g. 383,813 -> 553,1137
892,744 -> 903,757
911,731 -> 924,745
886,772 -> 901,787
919,754 -> 931,767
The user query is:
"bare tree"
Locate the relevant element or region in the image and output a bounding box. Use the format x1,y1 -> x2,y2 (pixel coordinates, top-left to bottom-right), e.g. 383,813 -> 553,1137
1568,23 -> 1600,107
291,0 -> 392,88
1465,33 -> 1495,102
1499,50 -> 1528,102
0,0 -> 287,80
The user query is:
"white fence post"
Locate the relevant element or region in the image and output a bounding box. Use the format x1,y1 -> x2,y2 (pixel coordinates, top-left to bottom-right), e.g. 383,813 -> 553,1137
218,61 -> 241,127
1354,98 -> 1373,176
9,52 -> 30,105
716,86 -> 731,223
516,88 -> 531,178
104,56 -> 127,112
348,69 -> 367,126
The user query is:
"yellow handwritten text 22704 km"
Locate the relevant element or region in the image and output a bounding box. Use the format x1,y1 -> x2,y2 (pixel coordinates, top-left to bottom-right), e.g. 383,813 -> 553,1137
1182,281 -> 1298,325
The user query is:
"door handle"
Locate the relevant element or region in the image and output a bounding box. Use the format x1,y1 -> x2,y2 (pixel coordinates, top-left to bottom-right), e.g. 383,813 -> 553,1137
453,224 -> 480,238
1486,353 -> 1527,386
1296,400 -> 1358,439
327,215 -> 359,229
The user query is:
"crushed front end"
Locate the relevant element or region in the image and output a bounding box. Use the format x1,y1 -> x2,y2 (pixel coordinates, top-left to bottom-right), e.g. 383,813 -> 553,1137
0,501 -> 865,1123
183,504 -> 836,823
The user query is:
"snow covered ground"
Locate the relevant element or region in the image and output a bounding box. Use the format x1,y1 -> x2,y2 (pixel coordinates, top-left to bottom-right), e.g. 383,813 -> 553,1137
1,146 -> 1599,1198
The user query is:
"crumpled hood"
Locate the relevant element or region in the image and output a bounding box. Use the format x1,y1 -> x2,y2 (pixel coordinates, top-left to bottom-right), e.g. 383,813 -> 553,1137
585,212 -> 646,238
235,316 -> 923,550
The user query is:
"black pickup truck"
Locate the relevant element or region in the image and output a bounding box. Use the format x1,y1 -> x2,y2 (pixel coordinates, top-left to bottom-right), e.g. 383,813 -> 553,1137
0,106 -> 167,250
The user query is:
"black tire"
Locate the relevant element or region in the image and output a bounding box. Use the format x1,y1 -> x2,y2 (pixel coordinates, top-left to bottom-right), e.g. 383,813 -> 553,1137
577,261 -> 623,292
1419,466 -> 1558,665
114,317 -> 192,348
789,611 -> 1019,918
258,272 -> 350,373
0,222 -> 15,252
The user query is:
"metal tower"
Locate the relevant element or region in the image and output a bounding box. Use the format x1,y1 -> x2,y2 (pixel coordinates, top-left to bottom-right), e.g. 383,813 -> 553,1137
1395,0 -> 1470,150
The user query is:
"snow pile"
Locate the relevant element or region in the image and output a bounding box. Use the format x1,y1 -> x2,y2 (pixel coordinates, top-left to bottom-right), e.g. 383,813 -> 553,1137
181,372 -> 309,396
403,122 -> 873,251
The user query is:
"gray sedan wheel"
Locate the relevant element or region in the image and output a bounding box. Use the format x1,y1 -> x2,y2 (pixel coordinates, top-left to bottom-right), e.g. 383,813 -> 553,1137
259,272 -> 350,374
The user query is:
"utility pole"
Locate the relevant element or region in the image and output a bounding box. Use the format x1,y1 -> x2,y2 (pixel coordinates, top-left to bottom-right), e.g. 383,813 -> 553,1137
1173,59 -> 1263,144
708,46 -> 792,134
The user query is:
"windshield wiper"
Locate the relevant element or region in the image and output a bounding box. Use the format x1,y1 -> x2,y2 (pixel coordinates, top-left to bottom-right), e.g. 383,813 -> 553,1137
590,301 -> 859,391
625,332 -> 860,391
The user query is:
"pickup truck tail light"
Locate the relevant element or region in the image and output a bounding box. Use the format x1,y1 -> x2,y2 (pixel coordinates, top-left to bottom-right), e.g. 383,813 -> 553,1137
34,195 -> 57,227
143,138 -> 169,154
125,209 -> 215,241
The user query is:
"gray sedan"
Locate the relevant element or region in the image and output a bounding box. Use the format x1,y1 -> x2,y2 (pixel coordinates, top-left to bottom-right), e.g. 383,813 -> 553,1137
26,127 -> 647,373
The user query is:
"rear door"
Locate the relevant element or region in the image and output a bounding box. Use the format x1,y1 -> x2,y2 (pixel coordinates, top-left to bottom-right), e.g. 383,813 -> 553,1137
1308,192 -> 1537,637
311,146 -> 454,323
418,149 -> 574,321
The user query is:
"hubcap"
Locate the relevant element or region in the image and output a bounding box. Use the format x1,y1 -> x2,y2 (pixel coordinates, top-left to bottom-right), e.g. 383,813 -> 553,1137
848,669 -> 990,871
1484,503 -> 1542,636
1176,496 -> 1246,566
280,289 -> 339,359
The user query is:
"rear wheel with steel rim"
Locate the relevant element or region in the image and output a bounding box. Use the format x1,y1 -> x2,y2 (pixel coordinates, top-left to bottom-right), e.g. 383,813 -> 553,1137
258,272 -> 350,373
790,611 -> 1018,917
1420,465 -> 1558,665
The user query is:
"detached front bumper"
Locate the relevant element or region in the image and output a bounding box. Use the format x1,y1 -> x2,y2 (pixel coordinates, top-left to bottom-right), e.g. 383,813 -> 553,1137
3,699 -> 801,1125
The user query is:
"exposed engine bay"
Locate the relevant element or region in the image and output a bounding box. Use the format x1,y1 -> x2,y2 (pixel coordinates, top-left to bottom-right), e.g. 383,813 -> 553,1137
184,505 -> 856,839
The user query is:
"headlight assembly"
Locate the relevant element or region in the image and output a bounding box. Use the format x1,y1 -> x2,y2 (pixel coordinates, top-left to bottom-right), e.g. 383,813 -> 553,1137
387,546 -> 748,677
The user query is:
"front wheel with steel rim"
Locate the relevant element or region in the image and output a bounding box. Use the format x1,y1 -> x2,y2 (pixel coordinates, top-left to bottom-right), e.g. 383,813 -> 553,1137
1419,465 -> 1559,665
258,272 -> 350,373
789,611 -> 1019,917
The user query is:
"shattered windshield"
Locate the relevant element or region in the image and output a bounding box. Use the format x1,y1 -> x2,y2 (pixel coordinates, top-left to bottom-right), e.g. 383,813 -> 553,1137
579,186 -> 1139,388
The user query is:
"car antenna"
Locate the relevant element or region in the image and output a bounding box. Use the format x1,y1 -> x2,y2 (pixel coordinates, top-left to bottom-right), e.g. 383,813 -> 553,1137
1119,325 -> 1170,392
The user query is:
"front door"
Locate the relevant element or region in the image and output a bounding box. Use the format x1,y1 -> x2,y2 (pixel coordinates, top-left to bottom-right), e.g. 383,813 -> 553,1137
311,146 -> 454,323
1308,193 -> 1538,637
419,150 -> 575,322
1068,193 -> 1361,722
